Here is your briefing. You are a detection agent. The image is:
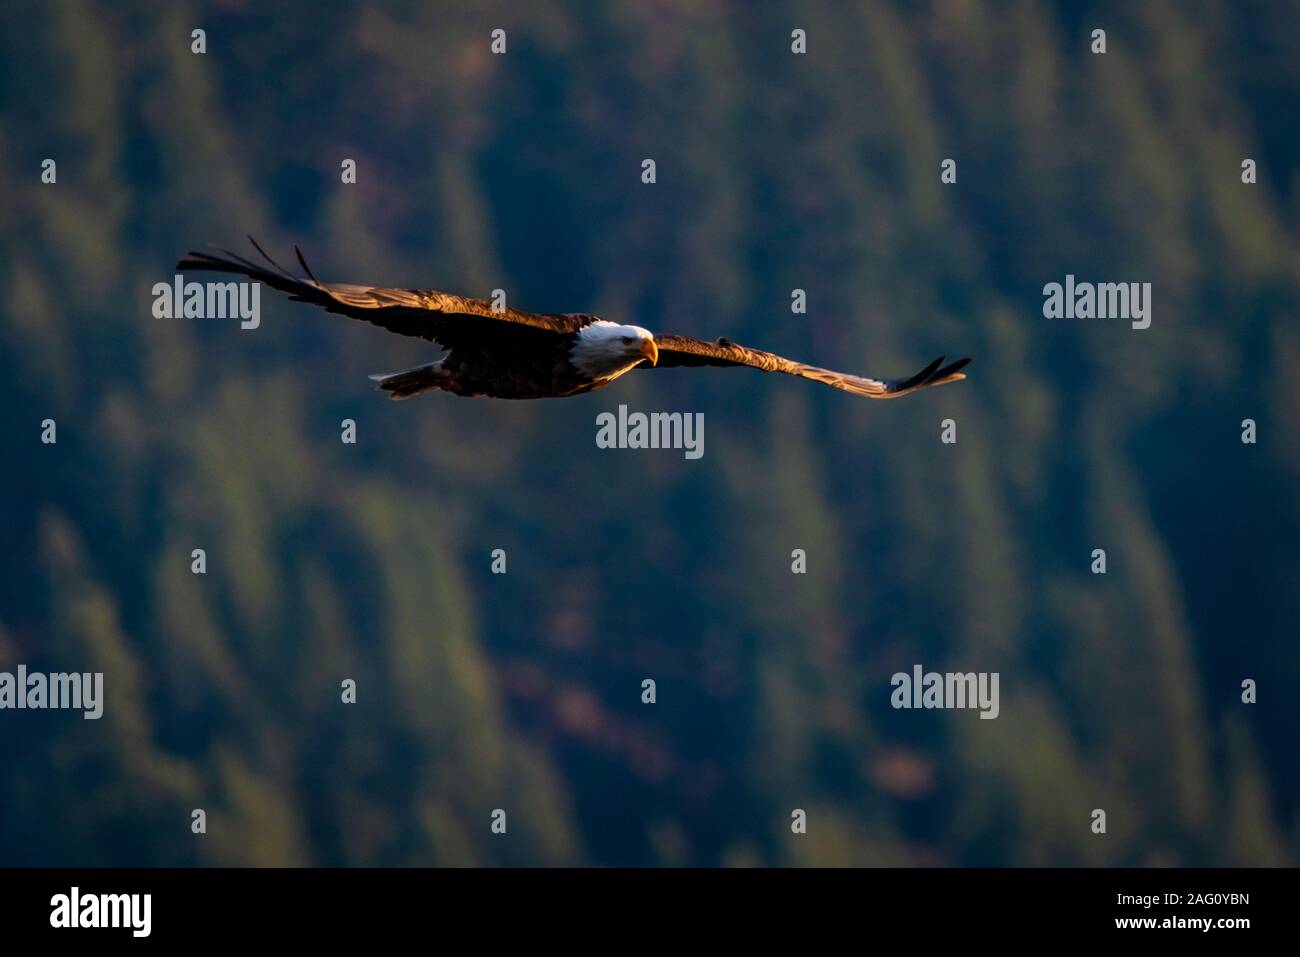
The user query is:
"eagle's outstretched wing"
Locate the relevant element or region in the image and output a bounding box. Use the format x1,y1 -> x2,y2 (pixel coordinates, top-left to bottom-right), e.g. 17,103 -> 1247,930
176,238 -> 593,346
648,334 -> 970,399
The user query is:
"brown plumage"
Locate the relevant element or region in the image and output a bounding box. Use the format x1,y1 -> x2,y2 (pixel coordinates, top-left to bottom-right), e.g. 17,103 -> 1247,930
177,238 -> 971,401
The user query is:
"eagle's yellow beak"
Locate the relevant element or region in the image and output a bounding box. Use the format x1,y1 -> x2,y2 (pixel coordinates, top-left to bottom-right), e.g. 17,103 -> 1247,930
640,338 -> 659,367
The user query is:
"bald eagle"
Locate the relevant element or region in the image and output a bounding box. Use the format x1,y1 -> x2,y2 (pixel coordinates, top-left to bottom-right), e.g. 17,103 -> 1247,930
177,239 -> 970,401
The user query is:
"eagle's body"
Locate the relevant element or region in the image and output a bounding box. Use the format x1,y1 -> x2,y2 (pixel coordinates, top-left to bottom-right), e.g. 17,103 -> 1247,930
384,318 -> 657,399
177,239 -> 970,401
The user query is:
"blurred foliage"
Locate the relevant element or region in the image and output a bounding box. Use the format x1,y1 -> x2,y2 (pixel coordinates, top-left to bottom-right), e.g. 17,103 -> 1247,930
1,0 -> 1298,866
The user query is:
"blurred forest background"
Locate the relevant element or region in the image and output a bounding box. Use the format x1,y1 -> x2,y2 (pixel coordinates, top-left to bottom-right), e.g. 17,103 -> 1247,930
1,0 -> 1298,866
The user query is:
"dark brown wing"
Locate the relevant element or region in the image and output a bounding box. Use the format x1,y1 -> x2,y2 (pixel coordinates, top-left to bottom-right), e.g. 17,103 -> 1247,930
176,238 -> 594,347
650,334 -> 970,399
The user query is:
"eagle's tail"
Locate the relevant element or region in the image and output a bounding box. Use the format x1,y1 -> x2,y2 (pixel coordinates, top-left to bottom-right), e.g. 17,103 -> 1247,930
368,361 -> 446,399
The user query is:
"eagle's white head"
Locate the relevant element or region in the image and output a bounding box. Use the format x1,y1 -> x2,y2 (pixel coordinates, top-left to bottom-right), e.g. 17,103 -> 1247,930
570,320 -> 659,379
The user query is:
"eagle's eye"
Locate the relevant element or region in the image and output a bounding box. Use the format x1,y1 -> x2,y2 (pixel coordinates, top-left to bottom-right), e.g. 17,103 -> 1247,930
621,336 -> 635,344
